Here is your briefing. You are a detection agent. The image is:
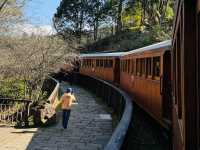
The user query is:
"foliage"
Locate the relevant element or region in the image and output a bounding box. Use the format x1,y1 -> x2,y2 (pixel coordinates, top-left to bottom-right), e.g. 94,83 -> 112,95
0,79 -> 25,99
0,35 -> 78,101
54,0 -> 174,50
0,0 -> 23,32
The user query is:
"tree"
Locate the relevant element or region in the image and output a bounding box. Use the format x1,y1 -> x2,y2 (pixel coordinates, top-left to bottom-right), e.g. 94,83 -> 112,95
87,0 -> 111,41
53,0 -> 88,42
0,35 -> 78,101
0,0 -> 23,33
116,0 -> 125,33
0,0 -> 8,12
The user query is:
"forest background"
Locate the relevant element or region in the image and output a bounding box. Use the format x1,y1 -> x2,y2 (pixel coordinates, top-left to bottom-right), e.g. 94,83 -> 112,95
54,0 -> 174,52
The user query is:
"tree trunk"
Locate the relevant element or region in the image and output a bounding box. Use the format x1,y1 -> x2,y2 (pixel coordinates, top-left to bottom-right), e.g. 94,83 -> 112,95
116,0 -> 123,33
0,0 -> 8,12
78,9 -> 84,44
140,0 -> 147,26
94,19 -> 99,41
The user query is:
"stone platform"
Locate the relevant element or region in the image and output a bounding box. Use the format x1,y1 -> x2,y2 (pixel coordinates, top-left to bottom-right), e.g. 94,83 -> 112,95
0,82 -> 113,150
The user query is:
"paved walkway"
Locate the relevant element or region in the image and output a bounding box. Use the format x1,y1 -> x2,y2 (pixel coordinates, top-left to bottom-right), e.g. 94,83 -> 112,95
0,82 -> 113,150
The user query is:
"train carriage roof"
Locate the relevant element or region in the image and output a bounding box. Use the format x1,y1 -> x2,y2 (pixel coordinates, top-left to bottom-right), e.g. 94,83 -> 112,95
122,40 -> 171,56
80,40 -> 171,58
80,52 -> 124,58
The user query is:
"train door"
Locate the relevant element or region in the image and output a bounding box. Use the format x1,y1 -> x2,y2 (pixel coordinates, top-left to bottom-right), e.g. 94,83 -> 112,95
162,51 -> 172,122
114,58 -> 120,84
197,5 -> 200,148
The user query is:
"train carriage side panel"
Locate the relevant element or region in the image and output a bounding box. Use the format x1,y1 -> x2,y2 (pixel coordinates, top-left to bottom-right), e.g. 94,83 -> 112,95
120,40 -> 171,128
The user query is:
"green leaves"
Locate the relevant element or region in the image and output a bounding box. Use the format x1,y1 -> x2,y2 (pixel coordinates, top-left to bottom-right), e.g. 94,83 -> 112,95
54,0 -> 174,46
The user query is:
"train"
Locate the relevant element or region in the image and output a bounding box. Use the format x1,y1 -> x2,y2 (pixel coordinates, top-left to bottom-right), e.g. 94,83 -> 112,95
79,1 -> 200,150
172,1 -> 199,150
80,40 -> 172,129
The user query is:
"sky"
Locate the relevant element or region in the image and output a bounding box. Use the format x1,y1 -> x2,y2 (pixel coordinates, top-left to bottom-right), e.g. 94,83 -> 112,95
23,0 -> 60,26
20,0 -> 60,35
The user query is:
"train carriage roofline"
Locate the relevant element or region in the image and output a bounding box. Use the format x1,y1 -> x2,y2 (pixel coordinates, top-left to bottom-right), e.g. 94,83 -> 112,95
80,40 -> 171,58
122,40 -> 172,56
80,52 -> 125,58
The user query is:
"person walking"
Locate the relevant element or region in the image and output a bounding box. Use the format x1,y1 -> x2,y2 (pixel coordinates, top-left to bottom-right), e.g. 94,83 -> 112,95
60,88 -> 76,129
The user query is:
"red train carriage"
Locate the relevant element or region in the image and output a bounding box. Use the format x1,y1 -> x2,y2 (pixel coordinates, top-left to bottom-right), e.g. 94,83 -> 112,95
80,52 -> 123,83
120,40 -> 172,129
172,0 -> 200,150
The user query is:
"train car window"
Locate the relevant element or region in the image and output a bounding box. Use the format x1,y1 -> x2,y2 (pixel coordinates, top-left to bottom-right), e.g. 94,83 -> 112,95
127,59 -> 129,73
120,60 -> 123,72
82,60 -> 84,67
106,60 -> 109,68
123,60 -> 125,71
104,60 -> 107,68
100,60 -> 103,67
128,59 -> 131,74
153,57 -> 160,79
124,60 -> 126,72
87,59 -> 89,67
123,60 -> 125,72
91,60 -> 93,67
106,60 -> 108,68
98,60 -> 100,67
89,59 -> 91,67
136,59 -> 141,76
109,60 -> 113,68
96,60 -> 99,67
86,59 -> 88,67
85,59 -> 87,67
133,59 -> 136,75
90,59 -> 92,67
146,57 -> 152,78
198,13 -> 200,148
176,27 -> 182,119
131,59 -> 134,74
141,58 -> 145,76
121,61 -> 123,71
124,60 -> 127,72
85,60 -> 87,67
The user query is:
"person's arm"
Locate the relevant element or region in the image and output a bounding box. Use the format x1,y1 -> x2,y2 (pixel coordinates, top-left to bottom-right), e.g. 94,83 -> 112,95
71,94 -> 78,104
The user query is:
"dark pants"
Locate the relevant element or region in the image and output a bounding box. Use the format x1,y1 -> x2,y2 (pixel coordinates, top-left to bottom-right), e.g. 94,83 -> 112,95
62,109 -> 71,129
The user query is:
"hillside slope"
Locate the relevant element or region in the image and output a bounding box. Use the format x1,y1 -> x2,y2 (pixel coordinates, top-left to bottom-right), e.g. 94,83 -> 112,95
83,29 -> 171,53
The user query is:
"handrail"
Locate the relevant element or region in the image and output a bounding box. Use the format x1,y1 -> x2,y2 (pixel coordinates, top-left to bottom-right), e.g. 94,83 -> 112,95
0,98 -> 32,103
47,75 -> 59,84
70,73 -> 133,150
46,76 -> 61,108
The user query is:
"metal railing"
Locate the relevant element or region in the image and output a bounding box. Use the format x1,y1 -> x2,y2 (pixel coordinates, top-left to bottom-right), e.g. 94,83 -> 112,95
0,98 -> 32,126
67,72 -> 133,150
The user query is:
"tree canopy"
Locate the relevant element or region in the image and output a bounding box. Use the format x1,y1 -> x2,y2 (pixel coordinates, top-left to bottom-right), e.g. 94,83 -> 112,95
54,0 -> 174,50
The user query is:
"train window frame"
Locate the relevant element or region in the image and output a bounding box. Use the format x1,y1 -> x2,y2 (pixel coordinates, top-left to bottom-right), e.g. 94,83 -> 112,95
133,59 -> 136,75
136,58 -> 141,76
128,59 -> 131,74
120,61 -> 122,71
126,59 -> 128,72
109,59 -> 113,68
146,57 -> 153,78
153,56 -> 161,80
122,60 -> 124,72
141,58 -> 146,77
100,59 -> 103,67
104,59 -> 107,68
122,60 -> 125,72
198,11 -> 200,149
124,60 -> 126,72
